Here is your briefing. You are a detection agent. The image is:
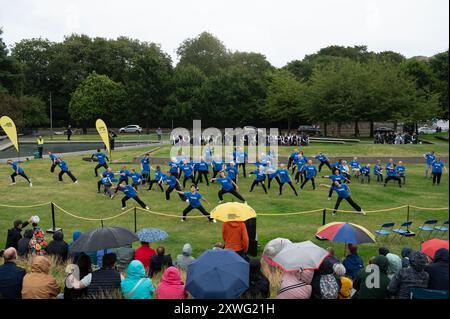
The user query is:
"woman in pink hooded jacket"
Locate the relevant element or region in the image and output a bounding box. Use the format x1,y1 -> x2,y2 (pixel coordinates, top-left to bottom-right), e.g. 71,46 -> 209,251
276,269 -> 314,299
156,266 -> 188,299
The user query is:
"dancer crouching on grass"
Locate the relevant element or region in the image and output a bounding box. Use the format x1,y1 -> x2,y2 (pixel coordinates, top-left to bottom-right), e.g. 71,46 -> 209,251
211,171 -> 246,204
176,184 -> 215,223
332,181 -> 365,216
323,168 -> 348,200
57,157 -> 78,183
276,164 -> 298,196
116,181 -> 149,210
147,166 -> 165,192
165,171 -> 186,201
7,160 -> 32,187
249,165 -> 268,194
48,152 -> 59,173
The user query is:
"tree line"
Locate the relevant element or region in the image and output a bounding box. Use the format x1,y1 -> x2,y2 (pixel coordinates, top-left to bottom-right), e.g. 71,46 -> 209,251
0,29 -> 448,136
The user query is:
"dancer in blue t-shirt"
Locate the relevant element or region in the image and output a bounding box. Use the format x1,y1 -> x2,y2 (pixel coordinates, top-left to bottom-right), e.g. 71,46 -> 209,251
176,184 -> 214,222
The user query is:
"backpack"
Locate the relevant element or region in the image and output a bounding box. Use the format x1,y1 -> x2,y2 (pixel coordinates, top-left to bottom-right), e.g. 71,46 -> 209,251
319,274 -> 339,299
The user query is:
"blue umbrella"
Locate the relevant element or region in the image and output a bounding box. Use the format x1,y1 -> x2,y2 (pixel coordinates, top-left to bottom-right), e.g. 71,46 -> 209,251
186,249 -> 249,299
136,228 -> 168,243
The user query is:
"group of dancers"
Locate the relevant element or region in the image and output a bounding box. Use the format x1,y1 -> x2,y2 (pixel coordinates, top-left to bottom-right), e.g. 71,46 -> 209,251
5,147 -> 447,220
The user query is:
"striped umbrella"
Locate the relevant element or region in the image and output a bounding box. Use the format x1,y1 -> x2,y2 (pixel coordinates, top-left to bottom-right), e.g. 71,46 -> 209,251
316,222 -> 376,245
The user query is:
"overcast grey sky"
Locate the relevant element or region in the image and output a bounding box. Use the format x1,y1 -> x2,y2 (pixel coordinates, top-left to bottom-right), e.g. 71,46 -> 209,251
0,0 -> 448,67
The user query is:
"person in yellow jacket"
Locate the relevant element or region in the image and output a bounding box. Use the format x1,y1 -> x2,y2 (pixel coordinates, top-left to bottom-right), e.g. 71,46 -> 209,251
333,263 -> 353,299
36,136 -> 44,158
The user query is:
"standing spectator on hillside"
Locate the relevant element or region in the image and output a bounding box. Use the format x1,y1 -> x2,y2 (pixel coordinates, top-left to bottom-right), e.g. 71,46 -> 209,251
387,251 -> 429,299
66,125 -> 72,141
425,248 -> 449,291
423,151 -> 436,178
5,217 -> 31,250
46,231 -> 69,262
150,246 -> 173,278
0,248 -> 26,299
342,244 -> 364,281
431,158 -> 447,186
22,256 -> 59,299
222,221 -> 249,261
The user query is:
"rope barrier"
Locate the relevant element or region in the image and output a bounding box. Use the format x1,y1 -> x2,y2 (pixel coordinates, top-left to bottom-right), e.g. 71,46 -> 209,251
0,202 -> 51,208
1,201 -> 448,220
52,203 -> 135,221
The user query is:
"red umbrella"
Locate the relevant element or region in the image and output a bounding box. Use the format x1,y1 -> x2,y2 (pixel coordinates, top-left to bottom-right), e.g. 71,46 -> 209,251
421,239 -> 449,259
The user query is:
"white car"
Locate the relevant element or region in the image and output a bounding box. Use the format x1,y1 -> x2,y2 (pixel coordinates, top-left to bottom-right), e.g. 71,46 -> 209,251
119,125 -> 142,134
418,126 -> 436,134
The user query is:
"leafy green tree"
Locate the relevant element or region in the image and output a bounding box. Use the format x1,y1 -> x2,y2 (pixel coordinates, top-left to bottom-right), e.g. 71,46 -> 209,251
177,32 -> 230,76
0,28 -> 23,96
259,70 -> 306,130
69,72 -> 126,127
429,51 -> 449,119
20,95 -> 48,127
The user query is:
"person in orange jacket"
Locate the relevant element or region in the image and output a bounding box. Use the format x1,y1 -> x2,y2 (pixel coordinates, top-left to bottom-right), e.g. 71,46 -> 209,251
222,221 -> 249,261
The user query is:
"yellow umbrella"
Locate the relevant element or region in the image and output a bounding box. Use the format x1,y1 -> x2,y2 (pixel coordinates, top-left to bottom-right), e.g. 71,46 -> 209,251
210,202 -> 257,222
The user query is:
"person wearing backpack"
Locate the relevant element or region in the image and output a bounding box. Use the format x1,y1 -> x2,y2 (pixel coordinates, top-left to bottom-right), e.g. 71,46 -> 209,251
311,256 -> 341,299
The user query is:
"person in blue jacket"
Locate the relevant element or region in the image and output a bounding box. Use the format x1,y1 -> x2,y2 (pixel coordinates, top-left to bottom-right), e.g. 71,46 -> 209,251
211,171 -> 246,203
431,158 -> 447,185
332,181 -> 365,216
343,244 -> 365,281
147,166 -> 165,192
276,164 -> 298,196
130,168 -> 142,190
323,168 -> 348,200
360,164 -> 371,184
7,160 -> 32,187
300,160 -> 317,190
265,161 -> 281,190
211,156 -> 224,179
249,165 -> 267,194
57,157 -> 78,183
315,152 -> 332,172
140,153 -> 151,185
384,161 -> 402,188
116,182 -> 149,210
165,171 -> 186,201
168,157 -> 181,179
395,161 -> 406,185
287,149 -> 299,170
195,157 -> 210,186
226,161 -> 239,184
181,160 -> 195,188
48,152 -> 59,173
349,157 -> 361,180
91,149 -> 109,177
423,151 -> 436,178
97,167 -> 116,194
99,171 -> 114,198
294,155 -> 307,184
176,184 -> 214,222
235,147 -> 248,178
373,160 -> 383,182
117,165 -> 130,185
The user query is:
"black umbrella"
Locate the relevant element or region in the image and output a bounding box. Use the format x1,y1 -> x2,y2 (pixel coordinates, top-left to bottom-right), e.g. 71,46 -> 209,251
70,226 -> 139,252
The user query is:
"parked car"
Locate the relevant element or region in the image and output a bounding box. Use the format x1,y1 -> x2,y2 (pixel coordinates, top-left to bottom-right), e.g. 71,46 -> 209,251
418,126 -> 436,134
119,125 -> 142,134
297,125 -> 321,135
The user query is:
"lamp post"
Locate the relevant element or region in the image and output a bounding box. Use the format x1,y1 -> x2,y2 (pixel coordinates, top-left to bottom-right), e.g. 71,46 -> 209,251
49,92 -> 53,140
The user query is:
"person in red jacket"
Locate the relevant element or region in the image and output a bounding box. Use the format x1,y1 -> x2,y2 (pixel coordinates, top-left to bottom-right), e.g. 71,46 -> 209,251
156,266 -> 188,299
134,242 -> 156,276
222,221 -> 249,261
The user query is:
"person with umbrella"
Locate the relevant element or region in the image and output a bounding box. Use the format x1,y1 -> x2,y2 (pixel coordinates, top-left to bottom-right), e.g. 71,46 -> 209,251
222,221 -> 249,261
176,184 -> 214,222
135,227 -> 168,274
116,181 -> 149,210
331,181 -> 365,216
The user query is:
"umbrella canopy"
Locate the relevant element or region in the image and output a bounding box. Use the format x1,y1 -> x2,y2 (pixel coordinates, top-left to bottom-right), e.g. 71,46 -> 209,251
136,228 -> 168,243
316,222 -> 376,245
70,226 -> 139,252
186,249 -> 249,299
210,202 -> 256,222
421,239 -> 449,259
269,240 -> 329,271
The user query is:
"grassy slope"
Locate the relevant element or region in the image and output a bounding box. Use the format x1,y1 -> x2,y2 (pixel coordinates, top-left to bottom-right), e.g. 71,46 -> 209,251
0,143 -> 448,266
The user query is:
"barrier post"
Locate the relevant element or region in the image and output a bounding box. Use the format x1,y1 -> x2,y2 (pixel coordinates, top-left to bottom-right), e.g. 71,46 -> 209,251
134,207 -> 137,233
46,202 -> 62,234
406,205 -> 410,231
322,209 -> 327,226
101,219 -> 104,228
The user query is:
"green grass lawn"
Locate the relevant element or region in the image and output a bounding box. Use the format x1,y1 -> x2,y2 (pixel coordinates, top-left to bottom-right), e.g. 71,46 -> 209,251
1,144 -> 448,266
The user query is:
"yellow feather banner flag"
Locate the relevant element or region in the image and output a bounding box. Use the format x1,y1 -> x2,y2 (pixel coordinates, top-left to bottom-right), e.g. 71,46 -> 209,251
0,116 -> 19,152
96,119 -> 110,152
